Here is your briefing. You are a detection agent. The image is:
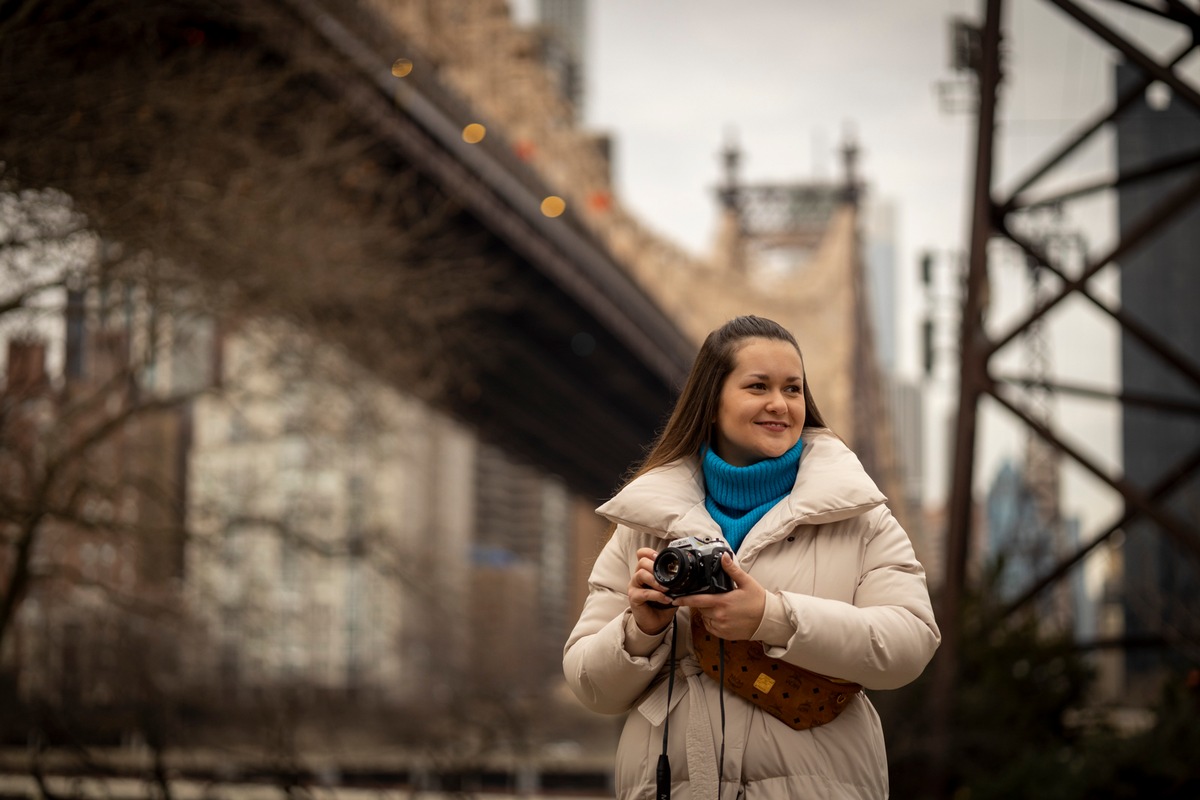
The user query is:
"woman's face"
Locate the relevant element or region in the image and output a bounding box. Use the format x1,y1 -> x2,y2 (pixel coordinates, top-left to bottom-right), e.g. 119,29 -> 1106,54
712,337 -> 806,466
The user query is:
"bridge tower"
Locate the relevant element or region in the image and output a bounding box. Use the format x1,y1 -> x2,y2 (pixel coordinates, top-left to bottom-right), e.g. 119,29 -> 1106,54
626,130 -> 912,527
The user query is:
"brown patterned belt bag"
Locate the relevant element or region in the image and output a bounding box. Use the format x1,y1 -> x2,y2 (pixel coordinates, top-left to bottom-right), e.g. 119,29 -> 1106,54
690,611 -> 861,730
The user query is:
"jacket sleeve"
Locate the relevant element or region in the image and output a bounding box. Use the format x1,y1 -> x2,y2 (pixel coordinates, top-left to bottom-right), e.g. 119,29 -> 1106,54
562,528 -> 675,714
752,506 -> 941,690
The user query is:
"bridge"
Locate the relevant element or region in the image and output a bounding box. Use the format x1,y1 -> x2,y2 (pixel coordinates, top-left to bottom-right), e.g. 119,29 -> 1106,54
0,0 -> 695,499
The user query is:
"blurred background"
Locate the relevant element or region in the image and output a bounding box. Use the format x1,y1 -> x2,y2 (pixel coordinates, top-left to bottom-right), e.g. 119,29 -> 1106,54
1,0 -> 1198,798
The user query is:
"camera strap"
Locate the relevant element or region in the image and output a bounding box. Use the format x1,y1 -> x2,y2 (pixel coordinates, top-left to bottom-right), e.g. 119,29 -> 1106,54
656,617 -> 677,800
658,613 -> 726,800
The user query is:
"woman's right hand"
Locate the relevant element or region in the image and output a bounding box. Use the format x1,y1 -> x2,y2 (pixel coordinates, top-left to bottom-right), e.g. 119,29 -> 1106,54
628,547 -> 678,635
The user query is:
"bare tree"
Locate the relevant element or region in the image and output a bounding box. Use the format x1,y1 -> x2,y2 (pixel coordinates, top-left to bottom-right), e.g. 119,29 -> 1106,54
1,0 -> 511,752
0,1 -> 609,795
1,0 -> 514,391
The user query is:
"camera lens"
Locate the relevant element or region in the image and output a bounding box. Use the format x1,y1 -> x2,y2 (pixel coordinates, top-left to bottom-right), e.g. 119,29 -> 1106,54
653,549 -> 690,590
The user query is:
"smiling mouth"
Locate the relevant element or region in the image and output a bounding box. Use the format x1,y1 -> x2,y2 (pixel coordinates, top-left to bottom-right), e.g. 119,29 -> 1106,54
756,421 -> 790,431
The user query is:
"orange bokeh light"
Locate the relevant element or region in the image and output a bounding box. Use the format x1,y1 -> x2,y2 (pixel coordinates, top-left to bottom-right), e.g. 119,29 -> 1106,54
541,196 -> 566,218
462,123 -> 486,144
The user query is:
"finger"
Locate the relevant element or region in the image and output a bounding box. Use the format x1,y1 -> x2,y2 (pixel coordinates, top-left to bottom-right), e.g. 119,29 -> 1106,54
635,567 -> 668,594
635,587 -> 675,609
672,592 -> 716,609
639,583 -> 671,601
720,552 -> 751,586
631,570 -> 672,599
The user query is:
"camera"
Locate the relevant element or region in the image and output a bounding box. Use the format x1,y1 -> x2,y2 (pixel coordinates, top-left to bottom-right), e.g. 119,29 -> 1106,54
653,535 -> 734,598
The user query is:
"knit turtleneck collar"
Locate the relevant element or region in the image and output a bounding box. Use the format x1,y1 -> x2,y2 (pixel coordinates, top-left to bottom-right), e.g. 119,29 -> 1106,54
702,438 -> 804,552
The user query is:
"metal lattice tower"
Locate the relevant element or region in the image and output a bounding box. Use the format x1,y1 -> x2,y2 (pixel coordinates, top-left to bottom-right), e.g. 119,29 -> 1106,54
931,0 -> 1200,794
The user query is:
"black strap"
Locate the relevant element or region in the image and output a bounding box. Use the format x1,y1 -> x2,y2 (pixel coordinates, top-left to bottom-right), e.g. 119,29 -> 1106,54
658,617 -> 727,800
657,617 -> 678,800
718,637 -> 726,799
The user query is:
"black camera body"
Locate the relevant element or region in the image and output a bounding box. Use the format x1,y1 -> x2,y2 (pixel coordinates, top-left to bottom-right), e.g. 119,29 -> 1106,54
653,535 -> 734,598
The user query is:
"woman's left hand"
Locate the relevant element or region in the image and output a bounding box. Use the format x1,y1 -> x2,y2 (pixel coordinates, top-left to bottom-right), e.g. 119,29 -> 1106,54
673,553 -> 766,641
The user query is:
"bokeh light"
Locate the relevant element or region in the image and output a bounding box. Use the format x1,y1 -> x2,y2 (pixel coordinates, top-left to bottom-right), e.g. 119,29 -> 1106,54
586,190 -> 612,213
513,139 -> 536,161
391,58 -> 413,78
462,123 -> 486,144
541,196 -> 566,218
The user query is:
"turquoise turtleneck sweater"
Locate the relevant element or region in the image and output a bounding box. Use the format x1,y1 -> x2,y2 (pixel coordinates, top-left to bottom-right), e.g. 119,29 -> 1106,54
702,438 -> 805,552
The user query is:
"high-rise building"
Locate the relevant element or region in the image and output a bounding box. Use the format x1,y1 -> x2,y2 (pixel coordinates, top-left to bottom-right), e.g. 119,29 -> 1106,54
1114,63 -> 1200,695
986,460 -> 1060,612
536,0 -> 587,113
865,200 -> 899,373
472,441 -> 573,686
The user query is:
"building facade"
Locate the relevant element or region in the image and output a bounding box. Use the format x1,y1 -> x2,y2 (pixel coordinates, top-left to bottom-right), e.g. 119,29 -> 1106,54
1114,63 -> 1200,695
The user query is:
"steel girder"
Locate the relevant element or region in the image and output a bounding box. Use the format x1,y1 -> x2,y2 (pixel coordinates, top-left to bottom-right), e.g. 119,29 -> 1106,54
931,0 -> 1200,792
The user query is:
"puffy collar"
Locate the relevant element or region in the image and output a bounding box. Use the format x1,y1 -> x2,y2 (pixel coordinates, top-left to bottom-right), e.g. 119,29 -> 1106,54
596,430 -> 887,553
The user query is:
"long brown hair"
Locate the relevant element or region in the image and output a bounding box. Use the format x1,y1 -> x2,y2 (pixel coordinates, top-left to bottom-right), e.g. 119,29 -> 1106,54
622,315 -> 827,487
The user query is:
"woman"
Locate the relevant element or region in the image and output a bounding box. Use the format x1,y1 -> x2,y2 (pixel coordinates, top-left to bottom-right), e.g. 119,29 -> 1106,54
563,315 -> 940,799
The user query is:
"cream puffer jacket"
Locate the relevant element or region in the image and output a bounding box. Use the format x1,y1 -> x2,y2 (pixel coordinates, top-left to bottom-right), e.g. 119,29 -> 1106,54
563,430 -> 940,799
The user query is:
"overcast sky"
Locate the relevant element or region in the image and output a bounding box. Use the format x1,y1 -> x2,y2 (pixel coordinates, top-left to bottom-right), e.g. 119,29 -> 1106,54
513,0 -> 1154,369
582,0 -> 976,265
